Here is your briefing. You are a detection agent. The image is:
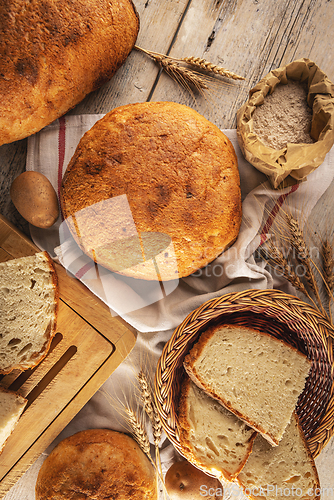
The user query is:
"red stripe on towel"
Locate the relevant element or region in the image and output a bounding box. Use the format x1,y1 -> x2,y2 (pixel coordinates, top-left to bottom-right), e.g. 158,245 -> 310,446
260,183 -> 300,245
75,260 -> 95,280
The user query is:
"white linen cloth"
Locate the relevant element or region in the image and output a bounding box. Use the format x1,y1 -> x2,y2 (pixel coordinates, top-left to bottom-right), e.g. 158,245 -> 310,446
5,115 -> 334,499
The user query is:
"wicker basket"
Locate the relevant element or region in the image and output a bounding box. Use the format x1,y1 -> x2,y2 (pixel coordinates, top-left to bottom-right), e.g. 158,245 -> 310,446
154,288 -> 334,459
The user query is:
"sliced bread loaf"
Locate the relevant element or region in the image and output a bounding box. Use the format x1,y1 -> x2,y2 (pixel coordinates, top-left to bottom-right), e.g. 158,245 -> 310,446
0,252 -> 58,374
237,413 -> 320,500
183,324 -> 311,446
0,387 -> 27,452
178,376 -> 257,481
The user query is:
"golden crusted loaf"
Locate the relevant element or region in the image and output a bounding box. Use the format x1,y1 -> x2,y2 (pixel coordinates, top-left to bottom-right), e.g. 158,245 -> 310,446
35,429 -> 157,500
60,101 -> 242,280
0,0 -> 139,146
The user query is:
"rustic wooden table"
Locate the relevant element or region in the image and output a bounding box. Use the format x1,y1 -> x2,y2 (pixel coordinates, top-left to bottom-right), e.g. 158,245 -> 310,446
1,0 -> 334,498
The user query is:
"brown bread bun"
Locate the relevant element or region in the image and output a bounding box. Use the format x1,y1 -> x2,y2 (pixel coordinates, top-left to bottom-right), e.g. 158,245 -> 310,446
0,0 -> 139,146
35,429 -> 157,500
60,101 -> 242,280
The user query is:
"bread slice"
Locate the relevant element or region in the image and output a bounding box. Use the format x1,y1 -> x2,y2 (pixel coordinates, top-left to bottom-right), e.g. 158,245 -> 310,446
237,413 -> 320,500
178,376 -> 257,481
0,252 -> 58,374
184,324 -> 311,446
0,387 -> 27,453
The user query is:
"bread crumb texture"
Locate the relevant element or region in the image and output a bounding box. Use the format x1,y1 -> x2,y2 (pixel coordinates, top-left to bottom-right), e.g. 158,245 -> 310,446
0,252 -> 58,373
252,79 -> 314,150
35,429 -> 157,500
60,102 -> 242,280
178,376 -> 257,481
237,413 -> 320,500
0,387 -> 27,452
183,324 -> 311,446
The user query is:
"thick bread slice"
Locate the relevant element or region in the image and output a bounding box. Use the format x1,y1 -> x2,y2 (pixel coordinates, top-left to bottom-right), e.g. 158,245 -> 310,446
0,252 -> 58,374
183,324 -> 311,446
0,387 -> 27,453
237,413 -> 320,500
178,376 -> 257,481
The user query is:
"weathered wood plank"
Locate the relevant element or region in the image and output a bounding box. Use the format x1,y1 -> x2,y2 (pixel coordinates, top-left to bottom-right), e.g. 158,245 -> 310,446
71,0 -> 191,114
150,0 -> 334,129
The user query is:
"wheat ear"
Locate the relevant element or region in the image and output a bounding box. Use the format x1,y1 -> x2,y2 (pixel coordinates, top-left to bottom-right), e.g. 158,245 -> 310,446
138,370 -> 163,447
134,45 -> 244,97
138,370 -> 163,486
182,56 -> 245,80
285,214 -> 328,317
124,406 -> 151,459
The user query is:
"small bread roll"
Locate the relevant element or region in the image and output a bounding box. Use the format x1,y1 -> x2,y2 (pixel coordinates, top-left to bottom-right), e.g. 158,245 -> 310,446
35,429 -> 157,500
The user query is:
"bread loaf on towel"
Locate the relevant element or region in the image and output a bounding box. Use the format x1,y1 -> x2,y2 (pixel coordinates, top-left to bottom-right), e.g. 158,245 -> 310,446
237,413 -> 320,500
178,375 -> 257,481
60,101 -> 242,280
0,251 -> 58,373
0,0 -> 139,146
35,429 -> 157,500
183,324 -> 311,446
0,387 -> 27,453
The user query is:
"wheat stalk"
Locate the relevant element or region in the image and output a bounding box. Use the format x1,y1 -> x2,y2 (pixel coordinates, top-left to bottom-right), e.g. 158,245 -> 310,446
138,370 -> 163,447
323,239 -> 334,295
124,405 -> 152,459
259,241 -> 309,296
134,45 -> 244,98
285,214 -> 329,318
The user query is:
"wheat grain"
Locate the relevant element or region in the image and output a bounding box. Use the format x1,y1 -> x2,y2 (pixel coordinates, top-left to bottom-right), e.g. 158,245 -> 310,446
134,45 -> 243,98
323,238 -> 334,295
124,406 -> 151,459
138,370 -> 163,447
259,242 -> 309,297
182,56 -> 245,80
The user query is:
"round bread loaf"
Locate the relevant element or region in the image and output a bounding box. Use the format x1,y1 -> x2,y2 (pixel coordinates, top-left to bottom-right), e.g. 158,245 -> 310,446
60,102 -> 242,280
35,429 -> 157,500
0,0 -> 139,146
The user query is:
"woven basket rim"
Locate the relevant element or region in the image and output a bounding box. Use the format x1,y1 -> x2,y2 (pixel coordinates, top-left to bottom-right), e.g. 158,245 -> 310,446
154,288 -> 334,460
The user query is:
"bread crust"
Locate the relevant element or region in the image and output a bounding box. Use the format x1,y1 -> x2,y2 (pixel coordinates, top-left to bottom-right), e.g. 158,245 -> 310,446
60,101 -> 242,280
0,0 -> 139,146
183,324 -> 311,447
35,428 -> 157,500
178,375 -> 257,482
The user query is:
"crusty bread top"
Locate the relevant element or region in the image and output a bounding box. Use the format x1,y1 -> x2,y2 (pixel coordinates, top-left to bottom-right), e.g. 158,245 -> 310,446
0,0 -> 139,146
60,101 -> 242,280
178,376 -> 257,481
184,324 -> 311,446
35,429 -> 157,500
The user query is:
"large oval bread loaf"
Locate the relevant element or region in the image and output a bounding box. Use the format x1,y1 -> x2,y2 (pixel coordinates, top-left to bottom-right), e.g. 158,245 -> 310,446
0,0 -> 139,146
60,101 -> 242,280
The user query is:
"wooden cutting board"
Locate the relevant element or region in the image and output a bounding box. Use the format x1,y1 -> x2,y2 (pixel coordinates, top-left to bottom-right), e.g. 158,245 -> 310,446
0,214 -> 137,498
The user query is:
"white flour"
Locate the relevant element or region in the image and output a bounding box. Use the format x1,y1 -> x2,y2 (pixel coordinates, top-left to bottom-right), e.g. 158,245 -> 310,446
252,79 -> 314,150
